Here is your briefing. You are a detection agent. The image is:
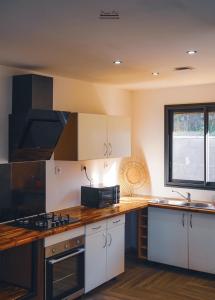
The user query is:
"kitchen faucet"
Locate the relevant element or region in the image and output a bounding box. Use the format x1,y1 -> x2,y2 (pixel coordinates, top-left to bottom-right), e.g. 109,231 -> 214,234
172,190 -> 191,202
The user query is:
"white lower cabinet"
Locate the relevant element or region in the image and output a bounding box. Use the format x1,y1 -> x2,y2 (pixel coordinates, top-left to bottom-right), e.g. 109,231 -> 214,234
85,230 -> 107,292
85,215 -> 125,293
148,207 -> 188,268
106,224 -> 125,281
148,207 -> 215,274
189,212 -> 215,274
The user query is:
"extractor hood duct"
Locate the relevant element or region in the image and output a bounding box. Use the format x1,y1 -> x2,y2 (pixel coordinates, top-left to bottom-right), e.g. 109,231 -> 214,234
9,74 -> 72,162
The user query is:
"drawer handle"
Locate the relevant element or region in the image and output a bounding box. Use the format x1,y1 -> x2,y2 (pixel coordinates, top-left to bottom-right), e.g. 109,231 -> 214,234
92,225 -> 102,230
49,248 -> 85,264
113,220 -> 120,224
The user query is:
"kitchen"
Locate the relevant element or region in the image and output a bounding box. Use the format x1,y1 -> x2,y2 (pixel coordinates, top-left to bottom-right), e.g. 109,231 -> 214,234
1,1 -> 215,300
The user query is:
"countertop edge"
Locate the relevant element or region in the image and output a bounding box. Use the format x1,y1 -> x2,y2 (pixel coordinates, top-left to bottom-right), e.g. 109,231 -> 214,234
1,195 -> 215,251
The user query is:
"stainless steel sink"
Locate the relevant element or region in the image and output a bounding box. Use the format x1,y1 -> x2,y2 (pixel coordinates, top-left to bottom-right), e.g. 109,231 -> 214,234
185,202 -> 214,209
167,200 -> 188,206
149,199 -> 215,209
149,199 -> 187,206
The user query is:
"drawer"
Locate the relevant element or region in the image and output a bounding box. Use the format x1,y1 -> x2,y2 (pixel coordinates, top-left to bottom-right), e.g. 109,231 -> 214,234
107,214 -> 125,229
86,220 -> 106,236
45,226 -> 84,247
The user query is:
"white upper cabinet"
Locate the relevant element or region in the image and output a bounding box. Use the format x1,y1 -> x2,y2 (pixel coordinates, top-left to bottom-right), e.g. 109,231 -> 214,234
78,113 -> 107,160
55,113 -> 131,161
78,113 -> 131,160
107,116 -> 131,159
54,113 -> 131,161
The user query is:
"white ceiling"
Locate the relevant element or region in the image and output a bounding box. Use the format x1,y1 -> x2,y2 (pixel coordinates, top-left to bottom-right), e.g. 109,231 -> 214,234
0,0 -> 215,89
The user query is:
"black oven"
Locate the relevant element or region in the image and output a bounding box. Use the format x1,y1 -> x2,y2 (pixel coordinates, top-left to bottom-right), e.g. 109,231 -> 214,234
45,236 -> 85,300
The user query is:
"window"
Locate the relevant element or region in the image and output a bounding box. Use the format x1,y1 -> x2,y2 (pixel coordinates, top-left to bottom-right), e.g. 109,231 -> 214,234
165,103 -> 215,190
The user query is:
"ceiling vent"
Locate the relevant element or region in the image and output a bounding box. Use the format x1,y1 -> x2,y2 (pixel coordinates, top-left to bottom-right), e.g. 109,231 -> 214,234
174,66 -> 194,71
99,10 -> 120,19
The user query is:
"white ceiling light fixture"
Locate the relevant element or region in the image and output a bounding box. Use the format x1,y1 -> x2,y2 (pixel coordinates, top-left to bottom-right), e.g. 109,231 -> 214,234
186,50 -> 198,55
113,60 -> 123,65
152,72 -> 159,76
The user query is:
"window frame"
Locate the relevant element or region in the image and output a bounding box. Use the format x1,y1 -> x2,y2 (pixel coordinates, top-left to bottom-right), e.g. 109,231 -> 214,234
164,102 -> 215,190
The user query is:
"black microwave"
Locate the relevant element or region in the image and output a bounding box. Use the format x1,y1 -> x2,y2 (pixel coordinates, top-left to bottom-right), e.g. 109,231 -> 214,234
81,185 -> 120,208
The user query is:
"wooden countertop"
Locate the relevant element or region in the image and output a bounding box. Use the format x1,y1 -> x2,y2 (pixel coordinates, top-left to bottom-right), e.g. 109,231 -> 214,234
1,195 -> 215,251
0,196 -> 150,251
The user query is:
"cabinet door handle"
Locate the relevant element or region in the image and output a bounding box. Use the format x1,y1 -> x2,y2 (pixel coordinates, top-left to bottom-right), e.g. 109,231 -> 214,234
108,143 -> 112,156
107,233 -> 112,247
92,225 -> 101,230
104,143 -> 108,157
49,248 -> 85,264
182,213 -> 185,227
113,220 -> 120,224
190,214 -> 193,228
102,233 -> 107,248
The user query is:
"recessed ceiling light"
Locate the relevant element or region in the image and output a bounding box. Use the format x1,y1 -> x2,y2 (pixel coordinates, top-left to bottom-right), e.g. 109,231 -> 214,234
152,72 -> 159,76
186,50 -> 197,55
175,66 -> 194,71
113,60 -> 122,65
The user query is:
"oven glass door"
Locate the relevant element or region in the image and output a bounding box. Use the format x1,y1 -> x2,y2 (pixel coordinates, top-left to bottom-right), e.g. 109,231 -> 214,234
46,247 -> 84,300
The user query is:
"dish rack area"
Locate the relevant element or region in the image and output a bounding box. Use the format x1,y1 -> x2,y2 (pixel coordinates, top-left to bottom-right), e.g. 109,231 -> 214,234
137,208 -> 148,260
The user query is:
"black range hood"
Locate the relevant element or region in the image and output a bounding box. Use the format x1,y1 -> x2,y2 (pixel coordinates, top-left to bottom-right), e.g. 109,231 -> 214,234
9,74 -> 71,162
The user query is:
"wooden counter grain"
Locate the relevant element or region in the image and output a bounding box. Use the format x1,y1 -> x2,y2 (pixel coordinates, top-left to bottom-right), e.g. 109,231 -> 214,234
0,196 -> 150,251
1,195 -> 215,251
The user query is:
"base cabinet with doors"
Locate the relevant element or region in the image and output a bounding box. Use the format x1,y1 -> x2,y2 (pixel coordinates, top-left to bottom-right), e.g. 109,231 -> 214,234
148,207 -> 188,268
148,207 -> 215,274
188,212 -> 215,274
85,215 -> 125,293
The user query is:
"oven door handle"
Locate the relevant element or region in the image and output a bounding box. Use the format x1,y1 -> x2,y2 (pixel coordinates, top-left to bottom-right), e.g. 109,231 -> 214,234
48,248 -> 85,264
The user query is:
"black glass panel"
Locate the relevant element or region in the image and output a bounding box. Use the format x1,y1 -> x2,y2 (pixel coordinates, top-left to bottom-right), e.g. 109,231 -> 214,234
52,256 -> 79,298
21,120 -> 63,149
48,251 -> 84,300
0,161 -> 45,222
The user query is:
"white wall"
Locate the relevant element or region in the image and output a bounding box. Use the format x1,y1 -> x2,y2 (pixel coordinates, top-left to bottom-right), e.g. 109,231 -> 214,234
45,158 -> 122,212
132,83 -> 215,201
47,76 -> 131,211
54,76 -> 131,116
0,65 -> 132,212
4,62 -> 215,207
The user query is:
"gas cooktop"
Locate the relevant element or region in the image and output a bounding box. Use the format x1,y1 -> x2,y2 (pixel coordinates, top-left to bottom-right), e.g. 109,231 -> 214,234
11,213 -> 80,231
